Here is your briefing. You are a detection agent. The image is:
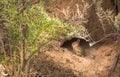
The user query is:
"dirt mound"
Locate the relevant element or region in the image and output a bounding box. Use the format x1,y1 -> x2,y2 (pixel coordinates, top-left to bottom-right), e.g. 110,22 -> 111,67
30,38 -> 119,77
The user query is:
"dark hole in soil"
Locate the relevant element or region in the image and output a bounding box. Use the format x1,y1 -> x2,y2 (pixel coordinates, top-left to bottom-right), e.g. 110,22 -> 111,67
60,37 -> 90,49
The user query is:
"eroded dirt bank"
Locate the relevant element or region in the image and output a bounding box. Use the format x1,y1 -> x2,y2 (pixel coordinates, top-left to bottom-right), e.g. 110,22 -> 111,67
28,0 -> 120,77
30,38 -> 120,77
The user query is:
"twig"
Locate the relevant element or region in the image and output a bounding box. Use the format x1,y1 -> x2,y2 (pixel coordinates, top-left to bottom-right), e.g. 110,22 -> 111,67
90,32 -> 120,46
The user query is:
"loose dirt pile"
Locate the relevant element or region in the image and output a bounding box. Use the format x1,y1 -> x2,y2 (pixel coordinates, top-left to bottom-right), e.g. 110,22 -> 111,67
30,38 -> 120,77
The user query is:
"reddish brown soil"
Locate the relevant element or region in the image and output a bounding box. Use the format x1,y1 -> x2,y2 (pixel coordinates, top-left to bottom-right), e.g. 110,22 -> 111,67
30,38 -> 120,77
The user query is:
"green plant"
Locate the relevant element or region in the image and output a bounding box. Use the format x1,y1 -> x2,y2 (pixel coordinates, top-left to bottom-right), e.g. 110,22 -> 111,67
0,0 -> 81,76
